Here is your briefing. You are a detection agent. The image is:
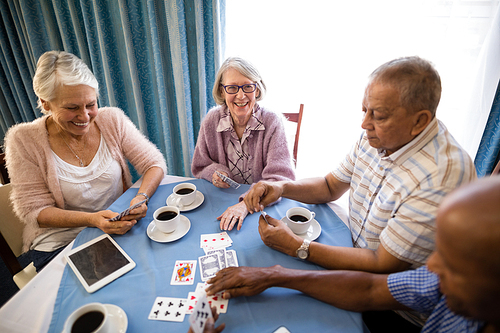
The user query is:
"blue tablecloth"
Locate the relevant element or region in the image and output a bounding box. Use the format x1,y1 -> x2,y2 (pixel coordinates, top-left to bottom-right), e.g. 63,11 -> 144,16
48,179 -> 363,332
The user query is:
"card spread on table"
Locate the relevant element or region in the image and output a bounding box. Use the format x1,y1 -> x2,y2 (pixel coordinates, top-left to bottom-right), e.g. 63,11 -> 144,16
200,232 -> 233,251
170,260 -> 197,285
206,248 -> 227,269
199,253 -> 222,281
189,292 -> 213,333
148,297 -> 188,322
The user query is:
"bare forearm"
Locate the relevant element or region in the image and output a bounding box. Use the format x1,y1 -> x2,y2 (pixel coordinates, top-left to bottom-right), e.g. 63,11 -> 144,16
268,266 -> 403,312
282,177 -> 341,204
308,242 -> 412,274
136,166 -> 164,199
37,207 -> 95,228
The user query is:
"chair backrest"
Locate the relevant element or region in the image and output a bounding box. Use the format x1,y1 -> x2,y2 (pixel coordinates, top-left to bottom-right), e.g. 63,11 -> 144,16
0,184 -> 24,257
492,159 -> 500,175
283,104 -> 304,167
0,152 -> 10,184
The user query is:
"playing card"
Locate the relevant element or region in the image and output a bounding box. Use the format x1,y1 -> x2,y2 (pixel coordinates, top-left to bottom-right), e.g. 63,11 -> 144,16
198,253 -> 222,281
189,284 -> 228,314
207,290 -> 228,314
108,199 -> 147,221
206,248 -> 227,269
189,292 -> 213,333
170,260 -> 197,285
186,292 -> 198,314
148,297 -> 188,322
200,232 -> 232,251
216,171 -> 241,189
226,249 -> 239,267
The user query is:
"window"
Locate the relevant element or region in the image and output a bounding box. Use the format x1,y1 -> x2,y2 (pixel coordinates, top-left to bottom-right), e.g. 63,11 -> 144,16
225,0 -> 499,178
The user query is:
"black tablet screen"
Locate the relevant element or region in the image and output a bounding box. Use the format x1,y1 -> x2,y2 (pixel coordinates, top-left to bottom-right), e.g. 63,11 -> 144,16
68,237 -> 130,286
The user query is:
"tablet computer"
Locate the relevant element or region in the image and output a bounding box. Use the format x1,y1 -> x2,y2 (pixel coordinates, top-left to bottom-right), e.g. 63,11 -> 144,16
65,234 -> 136,293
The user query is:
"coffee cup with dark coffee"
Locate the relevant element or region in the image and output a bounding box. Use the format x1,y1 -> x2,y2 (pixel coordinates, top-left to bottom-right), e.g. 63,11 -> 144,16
285,207 -> 315,234
62,303 -> 114,333
172,183 -> 197,208
153,206 -> 181,233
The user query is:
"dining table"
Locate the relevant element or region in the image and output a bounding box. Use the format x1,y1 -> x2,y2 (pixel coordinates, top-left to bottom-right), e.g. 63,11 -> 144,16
0,175 -> 364,333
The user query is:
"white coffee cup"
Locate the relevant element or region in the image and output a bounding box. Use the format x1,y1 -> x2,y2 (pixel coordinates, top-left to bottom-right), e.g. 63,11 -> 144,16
62,302 -> 114,333
285,207 -> 315,234
172,183 -> 197,208
154,206 -> 181,233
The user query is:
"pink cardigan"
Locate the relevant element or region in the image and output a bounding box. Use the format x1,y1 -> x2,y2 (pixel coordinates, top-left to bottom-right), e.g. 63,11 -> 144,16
4,107 -> 167,252
191,104 -> 295,197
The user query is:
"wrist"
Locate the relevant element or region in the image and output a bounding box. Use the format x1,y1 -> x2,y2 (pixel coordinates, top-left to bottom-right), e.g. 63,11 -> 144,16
136,192 -> 150,204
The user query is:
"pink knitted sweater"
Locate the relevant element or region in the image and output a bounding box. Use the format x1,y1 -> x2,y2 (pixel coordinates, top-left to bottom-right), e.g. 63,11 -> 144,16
191,104 -> 295,196
4,107 -> 167,252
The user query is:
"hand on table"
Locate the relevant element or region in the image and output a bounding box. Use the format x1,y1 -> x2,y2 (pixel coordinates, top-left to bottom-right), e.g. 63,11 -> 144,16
212,171 -> 230,189
187,305 -> 225,333
206,266 -> 278,299
258,215 -> 303,257
217,201 -> 248,231
244,181 -> 284,213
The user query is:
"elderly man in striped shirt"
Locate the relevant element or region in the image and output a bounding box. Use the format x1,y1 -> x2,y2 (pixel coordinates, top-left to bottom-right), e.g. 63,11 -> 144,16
208,176 -> 500,333
243,56 -> 477,329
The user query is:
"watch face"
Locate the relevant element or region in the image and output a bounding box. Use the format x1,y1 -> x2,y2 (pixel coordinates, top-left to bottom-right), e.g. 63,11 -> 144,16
297,249 -> 308,259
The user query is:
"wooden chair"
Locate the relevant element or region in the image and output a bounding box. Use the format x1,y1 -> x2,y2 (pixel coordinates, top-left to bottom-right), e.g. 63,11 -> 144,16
283,104 -> 304,167
0,152 -> 10,184
492,159 -> 500,175
0,184 -> 37,289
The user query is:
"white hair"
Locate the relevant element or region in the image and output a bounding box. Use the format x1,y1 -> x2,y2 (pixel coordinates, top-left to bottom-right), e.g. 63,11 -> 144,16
33,51 -> 99,113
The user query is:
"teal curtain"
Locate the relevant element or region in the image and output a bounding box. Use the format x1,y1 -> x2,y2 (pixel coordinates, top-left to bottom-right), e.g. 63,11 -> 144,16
0,0 -> 225,177
475,79 -> 500,177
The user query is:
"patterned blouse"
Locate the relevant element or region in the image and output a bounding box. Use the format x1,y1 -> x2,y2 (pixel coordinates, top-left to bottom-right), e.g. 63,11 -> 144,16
216,107 -> 266,184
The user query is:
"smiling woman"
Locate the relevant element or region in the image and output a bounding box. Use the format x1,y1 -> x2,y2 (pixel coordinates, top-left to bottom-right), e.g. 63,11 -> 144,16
191,57 -> 295,232
4,51 -> 167,272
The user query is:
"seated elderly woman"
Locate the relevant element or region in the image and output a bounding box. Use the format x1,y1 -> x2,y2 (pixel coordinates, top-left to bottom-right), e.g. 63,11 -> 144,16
191,57 -> 295,231
4,51 -> 166,271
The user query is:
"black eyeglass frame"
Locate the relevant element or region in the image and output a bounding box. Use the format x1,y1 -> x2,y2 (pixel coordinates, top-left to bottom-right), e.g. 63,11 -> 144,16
220,83 -> 257,94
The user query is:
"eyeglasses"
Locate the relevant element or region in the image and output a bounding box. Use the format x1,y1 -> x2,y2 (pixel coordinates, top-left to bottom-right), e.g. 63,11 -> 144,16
220,83 -> 257,94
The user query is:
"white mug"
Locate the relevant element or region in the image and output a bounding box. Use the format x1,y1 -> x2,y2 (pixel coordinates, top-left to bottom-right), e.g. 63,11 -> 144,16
172,183 -> 197,208
62,302 -> 113,333
154,206 -> 181,234
285,207 -> 315,234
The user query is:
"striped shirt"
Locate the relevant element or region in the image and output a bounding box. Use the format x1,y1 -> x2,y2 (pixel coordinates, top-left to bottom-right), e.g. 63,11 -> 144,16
388,266 -> 484,332
332,118 -> 476,267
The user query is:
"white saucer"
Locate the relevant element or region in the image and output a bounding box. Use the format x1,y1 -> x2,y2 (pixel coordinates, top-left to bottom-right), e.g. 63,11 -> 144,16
105,304 -> 128,333
147,215 -> 191,243
166,191 -> 204,211
281,217 -> 321,241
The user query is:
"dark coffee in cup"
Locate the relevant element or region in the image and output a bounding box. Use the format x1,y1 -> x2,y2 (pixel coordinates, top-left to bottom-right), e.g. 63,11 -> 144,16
71,310 -> 104,333
176,188 -> 194,195
157,211 -> 178,221
290,214 -> 309,223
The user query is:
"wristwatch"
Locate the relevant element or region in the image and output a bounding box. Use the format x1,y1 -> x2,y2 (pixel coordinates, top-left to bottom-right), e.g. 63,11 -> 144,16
296,239 -> 311,260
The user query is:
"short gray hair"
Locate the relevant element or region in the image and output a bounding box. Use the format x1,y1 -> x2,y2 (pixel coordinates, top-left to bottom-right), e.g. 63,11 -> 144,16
212,57 -> 266,105
368,56 -> 441,117
33,51 -> 99,113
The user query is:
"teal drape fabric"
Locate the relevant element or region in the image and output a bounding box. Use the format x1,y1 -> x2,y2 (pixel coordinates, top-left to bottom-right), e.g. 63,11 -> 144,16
0,0 -> 225,177
475,79 -> 500,176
